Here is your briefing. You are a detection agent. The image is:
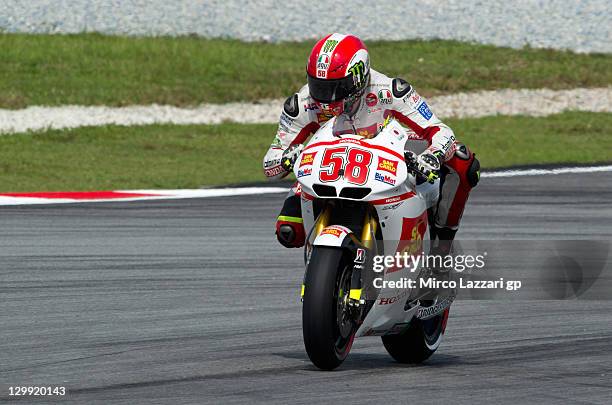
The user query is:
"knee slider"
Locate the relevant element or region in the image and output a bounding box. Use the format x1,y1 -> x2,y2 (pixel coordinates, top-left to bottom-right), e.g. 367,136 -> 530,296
467,156 -> 480,188
276,218 -> 305,248
454,143 -> 471,160
453,143 -> 480,188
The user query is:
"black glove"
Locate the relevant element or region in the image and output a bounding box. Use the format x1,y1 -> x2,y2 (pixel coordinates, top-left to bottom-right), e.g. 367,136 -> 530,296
280,144 -> 304,172
416,151 -> 443,184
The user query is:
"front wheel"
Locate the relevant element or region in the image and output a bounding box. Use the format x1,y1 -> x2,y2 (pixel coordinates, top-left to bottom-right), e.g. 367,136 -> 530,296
302,246 -> 357,370
381,308 -> 449,364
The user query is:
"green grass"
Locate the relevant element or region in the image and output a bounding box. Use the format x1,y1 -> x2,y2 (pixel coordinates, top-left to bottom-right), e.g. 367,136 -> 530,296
1,33 -> 611,108
0,112 -> 609,192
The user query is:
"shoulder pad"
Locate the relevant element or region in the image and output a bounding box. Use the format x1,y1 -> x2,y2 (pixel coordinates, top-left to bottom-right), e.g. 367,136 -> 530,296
392,78 -> 412,98
283,94 -> 300,118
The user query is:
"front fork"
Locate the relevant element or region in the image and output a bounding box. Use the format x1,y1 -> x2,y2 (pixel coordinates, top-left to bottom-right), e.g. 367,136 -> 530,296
301,204 -> 379,308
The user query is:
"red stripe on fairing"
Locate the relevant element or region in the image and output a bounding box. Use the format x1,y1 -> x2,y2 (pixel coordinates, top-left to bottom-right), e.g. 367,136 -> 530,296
298,189 -> 413,205
0,191 -> 163,200
370,191 -> 415,205
301,191 -> 315,201
303,138 -> 404,161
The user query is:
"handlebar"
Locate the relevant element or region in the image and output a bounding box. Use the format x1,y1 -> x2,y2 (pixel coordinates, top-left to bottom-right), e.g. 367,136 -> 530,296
404,151 -> 438,184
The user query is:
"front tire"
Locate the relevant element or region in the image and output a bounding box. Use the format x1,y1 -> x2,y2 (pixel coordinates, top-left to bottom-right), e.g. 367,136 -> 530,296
302,246 -> 356,370
381,308 -> 449,364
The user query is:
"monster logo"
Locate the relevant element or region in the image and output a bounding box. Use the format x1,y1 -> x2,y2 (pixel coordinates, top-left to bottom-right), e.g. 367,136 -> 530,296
348,60 -> 366,87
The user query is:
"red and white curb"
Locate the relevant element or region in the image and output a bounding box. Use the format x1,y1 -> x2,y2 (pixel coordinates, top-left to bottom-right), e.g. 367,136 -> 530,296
0,187 -> 287,206
0,165 -> 610,206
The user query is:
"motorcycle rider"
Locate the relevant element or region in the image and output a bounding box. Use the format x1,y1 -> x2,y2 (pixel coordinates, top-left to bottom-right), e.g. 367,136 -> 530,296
263,33 -> 479,250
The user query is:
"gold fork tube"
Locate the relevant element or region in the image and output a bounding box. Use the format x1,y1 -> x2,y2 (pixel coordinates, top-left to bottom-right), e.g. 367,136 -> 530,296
361,209 -> 378,249
314,205 -> 332,237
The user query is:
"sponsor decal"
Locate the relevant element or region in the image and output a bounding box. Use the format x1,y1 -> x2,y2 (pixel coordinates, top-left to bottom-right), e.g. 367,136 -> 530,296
403,88 -> 421,105
321,227 -> 343,237
264,165 -> 284,177
357,128 -> 374,137
317,112 -> 332,123
375,172 -> 396,186
378,89 -> 392,104
338,138 -> 362,145
304,103 -> 319,111
280,112 -> 294,126
348,60 -> 366,87
297,167 -> 312,178
382,201 -> 404,210
377,157 -> 398,175
279,121 -> 292,132
335,123 -> 379,137
263,158 -> 281,168
417,101 -> 433,120
271,137 -> 282,148
317,54 -> 330,70
355,248 -> 365,264
416,292 -> 456,320
393,129 -> 406,141
322,39 -> 339,53
385,213 -> 428,273
378,296 -> 399,305
383,196 -> 402,204
299,152 -> 317,166
440,134 -> 456,152
378,290 -> 409,305
365,92 -> 378,107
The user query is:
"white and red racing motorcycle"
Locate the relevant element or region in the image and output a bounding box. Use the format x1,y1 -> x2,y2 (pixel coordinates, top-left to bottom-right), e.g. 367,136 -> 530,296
295,118 -> 454,370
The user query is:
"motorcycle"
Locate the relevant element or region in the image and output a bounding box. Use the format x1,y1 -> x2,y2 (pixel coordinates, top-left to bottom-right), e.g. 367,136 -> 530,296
295,118 -> 454,370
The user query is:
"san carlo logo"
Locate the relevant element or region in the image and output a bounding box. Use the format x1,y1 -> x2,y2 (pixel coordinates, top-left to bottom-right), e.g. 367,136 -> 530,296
365,92 -> 378,107
378,89 -> 392,104
300,152 -> 317,167
321,227 -> 342,237
377,157 -> 398,175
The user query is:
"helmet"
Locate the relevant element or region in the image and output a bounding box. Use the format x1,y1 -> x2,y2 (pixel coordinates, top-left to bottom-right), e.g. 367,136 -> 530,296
307,33 -> 370,117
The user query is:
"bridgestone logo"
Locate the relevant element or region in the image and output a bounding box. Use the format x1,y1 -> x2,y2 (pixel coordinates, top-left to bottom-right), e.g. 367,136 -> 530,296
416,293 -> 456,320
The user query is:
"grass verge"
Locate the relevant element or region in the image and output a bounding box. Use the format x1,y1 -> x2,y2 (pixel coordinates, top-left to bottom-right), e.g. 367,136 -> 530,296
1,33 -> 611,108
0,112 -> 609,192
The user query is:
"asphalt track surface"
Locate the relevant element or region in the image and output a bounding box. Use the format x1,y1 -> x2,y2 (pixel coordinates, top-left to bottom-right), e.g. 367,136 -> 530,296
1,172 -> 611,404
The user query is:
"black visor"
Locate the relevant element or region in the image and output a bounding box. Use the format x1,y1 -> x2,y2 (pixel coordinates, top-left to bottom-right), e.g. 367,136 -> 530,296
308,73 -> 358,103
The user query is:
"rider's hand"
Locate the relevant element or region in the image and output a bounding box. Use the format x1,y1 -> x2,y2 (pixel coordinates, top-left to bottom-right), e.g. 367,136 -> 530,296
416,150 -> 443,184
281,144 -> 304,172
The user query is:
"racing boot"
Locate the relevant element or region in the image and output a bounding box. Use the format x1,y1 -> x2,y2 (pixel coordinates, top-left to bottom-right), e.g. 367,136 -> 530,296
275,194 -> 305,248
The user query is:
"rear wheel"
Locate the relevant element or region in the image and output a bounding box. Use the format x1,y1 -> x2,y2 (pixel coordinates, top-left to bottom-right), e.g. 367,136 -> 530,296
302,246 -> 357,370
381,308 -> 449,364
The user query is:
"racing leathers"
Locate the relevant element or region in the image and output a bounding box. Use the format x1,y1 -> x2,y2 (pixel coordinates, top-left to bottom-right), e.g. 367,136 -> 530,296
263,69 -> 480,248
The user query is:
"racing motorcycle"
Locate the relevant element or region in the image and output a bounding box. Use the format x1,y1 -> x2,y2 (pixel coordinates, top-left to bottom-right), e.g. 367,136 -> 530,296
295,118 -> 454,370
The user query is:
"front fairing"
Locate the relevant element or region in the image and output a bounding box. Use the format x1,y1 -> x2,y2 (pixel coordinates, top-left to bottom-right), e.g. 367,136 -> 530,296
295,118 -> 413,203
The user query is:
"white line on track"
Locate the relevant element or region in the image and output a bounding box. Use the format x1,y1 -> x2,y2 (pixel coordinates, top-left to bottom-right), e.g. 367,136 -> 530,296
0,166 -> 610,206
481,165 -> 612,178
0,87 -> 610,134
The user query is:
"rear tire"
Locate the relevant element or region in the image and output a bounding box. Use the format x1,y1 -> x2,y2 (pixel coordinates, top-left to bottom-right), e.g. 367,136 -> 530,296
302,246 -> 356,370
381,308 -> 449,364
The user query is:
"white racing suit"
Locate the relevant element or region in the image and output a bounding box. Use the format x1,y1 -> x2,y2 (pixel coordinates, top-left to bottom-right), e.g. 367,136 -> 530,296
263,69 -> 480,247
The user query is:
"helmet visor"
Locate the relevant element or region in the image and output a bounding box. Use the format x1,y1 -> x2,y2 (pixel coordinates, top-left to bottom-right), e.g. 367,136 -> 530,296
308,73 -> 357,103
